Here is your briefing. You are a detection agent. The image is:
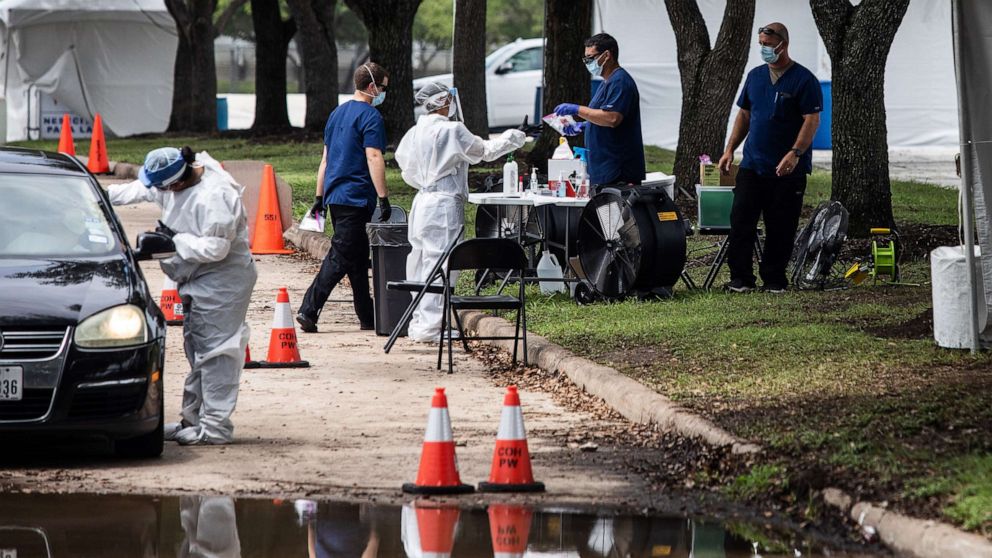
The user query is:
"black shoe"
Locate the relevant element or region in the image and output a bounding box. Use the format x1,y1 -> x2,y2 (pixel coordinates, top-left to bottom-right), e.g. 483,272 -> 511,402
761,283 -> 788,294
724,279 -> 756,293
359,322 -> 374,331
296,313 -> 318,333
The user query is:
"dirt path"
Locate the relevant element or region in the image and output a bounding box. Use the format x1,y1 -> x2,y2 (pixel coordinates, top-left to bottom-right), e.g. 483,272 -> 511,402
1,198 -> 650,507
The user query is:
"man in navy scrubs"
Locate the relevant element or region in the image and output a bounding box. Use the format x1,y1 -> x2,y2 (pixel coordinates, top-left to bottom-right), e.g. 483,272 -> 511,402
554,33 -> 645,187
718,22 -> 821,293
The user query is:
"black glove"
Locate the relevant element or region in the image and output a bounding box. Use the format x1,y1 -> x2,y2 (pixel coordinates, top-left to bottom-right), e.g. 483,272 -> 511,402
155,220 -> 176,239
310,195 -> 325,218
378,196 -> 392,222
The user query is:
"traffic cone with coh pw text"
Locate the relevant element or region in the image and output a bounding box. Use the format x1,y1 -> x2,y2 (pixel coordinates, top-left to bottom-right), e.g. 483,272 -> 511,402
255,287 -> 310,368
478,385 -> 545,492
57,114 -> 75,156
87,113 -> 110,174
158,277 -> 183,326
251,164 -> 293,254
402,388 -> 474,494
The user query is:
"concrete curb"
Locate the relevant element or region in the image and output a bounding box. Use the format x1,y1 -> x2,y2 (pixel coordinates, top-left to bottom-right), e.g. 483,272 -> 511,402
458,311 -> 761,455
823,488 -> 992,558
284,222 -> 991,557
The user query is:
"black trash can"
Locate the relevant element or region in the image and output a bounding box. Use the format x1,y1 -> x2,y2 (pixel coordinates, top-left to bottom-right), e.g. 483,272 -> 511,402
367,222 -> 412,337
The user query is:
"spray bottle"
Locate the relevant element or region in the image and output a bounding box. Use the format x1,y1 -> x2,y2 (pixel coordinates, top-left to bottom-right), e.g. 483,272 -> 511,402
502,152 -> 518,195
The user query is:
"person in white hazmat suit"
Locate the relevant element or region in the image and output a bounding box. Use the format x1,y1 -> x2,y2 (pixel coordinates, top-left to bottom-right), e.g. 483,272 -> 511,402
108,147 -> 256,445
395,82 -> 526,342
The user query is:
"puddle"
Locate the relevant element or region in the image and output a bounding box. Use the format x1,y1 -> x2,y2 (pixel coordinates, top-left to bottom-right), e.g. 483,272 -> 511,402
0,493 -> 883,557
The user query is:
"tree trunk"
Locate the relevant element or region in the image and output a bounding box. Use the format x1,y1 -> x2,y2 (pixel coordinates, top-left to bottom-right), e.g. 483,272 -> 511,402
452,0 -> 488,136
666,0 -> 754,199
344,0 -> 423,145
530,0 -> 593,170
251,0 -> 297,132
811,0 -> 909,235
287,0 -> 339,132
165,0 -> 218,133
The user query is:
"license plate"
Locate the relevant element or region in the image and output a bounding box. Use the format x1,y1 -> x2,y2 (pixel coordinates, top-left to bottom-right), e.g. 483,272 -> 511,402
0,366 -> 23,401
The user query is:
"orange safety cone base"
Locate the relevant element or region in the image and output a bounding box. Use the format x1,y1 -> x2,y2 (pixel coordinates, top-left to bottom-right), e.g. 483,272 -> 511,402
478,479 -> 545,493
252,360 -> 310,369
251,246 -> 294,255
402,481 -> 474,495
166,319 -> 183,326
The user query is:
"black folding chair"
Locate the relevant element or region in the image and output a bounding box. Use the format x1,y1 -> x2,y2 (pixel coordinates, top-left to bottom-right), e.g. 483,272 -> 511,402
383,225 -> 464,353
438,238 -> 528,374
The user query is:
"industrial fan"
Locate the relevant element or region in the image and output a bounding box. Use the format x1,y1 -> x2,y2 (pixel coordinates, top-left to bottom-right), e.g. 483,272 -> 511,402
575,186 -> 687,300
790,201 -> 849,289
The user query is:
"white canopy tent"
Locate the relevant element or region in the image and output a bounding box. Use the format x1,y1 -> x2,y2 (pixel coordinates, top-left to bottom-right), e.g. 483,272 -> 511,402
0,0 -> 177,142
594,0 -> 959,150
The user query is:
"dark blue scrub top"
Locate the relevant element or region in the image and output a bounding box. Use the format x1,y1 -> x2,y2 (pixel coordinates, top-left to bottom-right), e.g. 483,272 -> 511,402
585,67 -> 646,185
737,62 -> 822,176
322,100 -> 387,210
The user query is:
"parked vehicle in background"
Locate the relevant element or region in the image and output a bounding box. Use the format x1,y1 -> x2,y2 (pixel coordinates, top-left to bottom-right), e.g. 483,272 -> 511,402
413,38 -> 544,129
0,148 -> 171,458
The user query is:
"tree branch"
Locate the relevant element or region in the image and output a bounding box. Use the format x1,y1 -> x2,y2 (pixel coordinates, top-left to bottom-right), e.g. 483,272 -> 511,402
847,0 -> 910,63
165,0 -> 192,41
810,0 -> 854,61
213,0 -> 248,38
710,0 -> 754,68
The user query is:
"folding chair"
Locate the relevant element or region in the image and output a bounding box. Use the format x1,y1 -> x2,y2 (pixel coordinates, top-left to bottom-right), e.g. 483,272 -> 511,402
383,225 -> 464,353
438,238 -> 528,374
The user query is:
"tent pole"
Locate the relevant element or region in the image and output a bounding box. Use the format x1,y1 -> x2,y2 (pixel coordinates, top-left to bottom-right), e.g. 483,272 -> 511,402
951,0 -> 982,354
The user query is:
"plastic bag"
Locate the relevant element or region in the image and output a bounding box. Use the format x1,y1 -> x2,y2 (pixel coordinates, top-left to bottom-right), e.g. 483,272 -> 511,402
299,210 -> 325,233
542,113 -> 577,135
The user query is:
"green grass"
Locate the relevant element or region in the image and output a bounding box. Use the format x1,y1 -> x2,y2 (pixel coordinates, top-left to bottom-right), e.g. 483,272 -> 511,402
725,464 -> 788,500
16,135 -> 987,533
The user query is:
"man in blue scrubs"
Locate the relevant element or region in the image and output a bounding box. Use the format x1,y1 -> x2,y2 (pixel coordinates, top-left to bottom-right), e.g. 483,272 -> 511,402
298,63 -> 392,332
718,22 -> 821,293
554,33 -> 645,186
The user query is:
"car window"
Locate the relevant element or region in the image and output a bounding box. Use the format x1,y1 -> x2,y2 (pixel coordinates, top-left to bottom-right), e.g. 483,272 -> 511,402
504,47 -> 543,73
0,174 -> 118,257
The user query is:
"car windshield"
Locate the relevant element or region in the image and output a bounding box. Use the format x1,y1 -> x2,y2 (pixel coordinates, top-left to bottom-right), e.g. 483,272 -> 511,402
485,43 -> 521,69
0,174 -> 118,257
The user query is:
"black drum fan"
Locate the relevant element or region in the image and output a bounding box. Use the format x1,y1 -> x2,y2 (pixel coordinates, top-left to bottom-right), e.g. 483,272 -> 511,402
790,200 -> 849,289
575,186 -> 687,301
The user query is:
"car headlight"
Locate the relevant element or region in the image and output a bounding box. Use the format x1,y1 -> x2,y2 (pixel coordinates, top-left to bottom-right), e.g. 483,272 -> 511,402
75,304 -> 149,348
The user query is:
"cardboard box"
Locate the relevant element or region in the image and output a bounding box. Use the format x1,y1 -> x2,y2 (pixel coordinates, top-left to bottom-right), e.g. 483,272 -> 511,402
699,162 -> 738,187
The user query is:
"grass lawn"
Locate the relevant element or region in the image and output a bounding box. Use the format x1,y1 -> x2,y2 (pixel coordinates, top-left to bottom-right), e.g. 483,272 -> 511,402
15,135 -> 989,534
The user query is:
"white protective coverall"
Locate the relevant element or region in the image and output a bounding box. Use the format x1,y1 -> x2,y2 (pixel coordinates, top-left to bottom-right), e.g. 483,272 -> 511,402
395,114 -> 525,342
108,153 -> 256,443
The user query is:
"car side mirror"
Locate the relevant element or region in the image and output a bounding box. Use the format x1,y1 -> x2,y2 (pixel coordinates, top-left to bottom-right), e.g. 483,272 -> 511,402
134,232 -> 176,262
495,62 -> 513,75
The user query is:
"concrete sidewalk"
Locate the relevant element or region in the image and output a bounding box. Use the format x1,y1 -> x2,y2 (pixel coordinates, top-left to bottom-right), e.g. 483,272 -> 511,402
0,198 -> 649,506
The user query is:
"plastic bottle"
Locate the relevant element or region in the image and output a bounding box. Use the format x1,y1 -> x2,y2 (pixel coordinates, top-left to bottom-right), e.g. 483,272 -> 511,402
530,167 -> 539,192
536,250 -> 566,294
556,171 -> 565,198
552,137 -> 572,160
518,176 -> 524,194
502,153 -> 518,195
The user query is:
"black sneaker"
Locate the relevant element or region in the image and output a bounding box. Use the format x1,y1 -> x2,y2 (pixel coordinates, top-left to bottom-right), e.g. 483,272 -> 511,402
359,322 -> 374,331
296,313 -> 318,333
724,279 -> 756,293
762,284 -> 788,294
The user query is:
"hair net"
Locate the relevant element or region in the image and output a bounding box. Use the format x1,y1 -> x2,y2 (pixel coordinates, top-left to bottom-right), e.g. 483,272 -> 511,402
139,147 -> 187,189
415,82 -> 452,112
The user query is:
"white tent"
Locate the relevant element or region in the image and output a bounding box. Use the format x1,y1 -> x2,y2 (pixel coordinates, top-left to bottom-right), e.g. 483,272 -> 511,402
0,0 -> 177,142
594,0 -> 958,150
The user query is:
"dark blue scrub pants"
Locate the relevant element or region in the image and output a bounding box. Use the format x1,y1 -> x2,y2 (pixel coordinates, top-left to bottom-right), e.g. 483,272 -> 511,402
300,204 -> 375,327
727,167 -> 807,288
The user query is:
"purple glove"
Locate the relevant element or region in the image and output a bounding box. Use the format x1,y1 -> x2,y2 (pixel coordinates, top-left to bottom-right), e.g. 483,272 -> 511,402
554,103 -> 580,116
562,121 -> 586,136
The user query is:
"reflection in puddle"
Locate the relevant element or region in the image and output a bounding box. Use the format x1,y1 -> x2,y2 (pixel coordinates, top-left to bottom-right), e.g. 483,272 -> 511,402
0,494 -> 881,557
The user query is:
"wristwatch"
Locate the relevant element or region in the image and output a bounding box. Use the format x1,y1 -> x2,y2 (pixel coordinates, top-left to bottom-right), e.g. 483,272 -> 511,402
791,147 -> 802,157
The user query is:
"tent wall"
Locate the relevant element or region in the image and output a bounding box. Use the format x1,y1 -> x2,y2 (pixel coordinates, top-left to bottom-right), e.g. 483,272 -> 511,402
594,0 -> 959,150
952,0 -> 992,346
0,0 -> 177,141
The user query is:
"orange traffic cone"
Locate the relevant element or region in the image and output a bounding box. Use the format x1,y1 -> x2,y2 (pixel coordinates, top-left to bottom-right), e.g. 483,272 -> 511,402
243,345 -> 261,369
402,502 -> 460,558
159,277 -> 183,326
57,113 -> 75,156
87,113 -> 110,174
251,164 -> 293,254
255,287 -> 310,368
403,388 -> 474,494
479,386 -> 545,492
488,505 -> 533,558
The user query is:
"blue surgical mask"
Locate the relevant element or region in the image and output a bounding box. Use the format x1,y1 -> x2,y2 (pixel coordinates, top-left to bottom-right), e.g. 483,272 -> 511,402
761,42 -> 783,64
371,91 -> 386,107
585,53 -> 604,78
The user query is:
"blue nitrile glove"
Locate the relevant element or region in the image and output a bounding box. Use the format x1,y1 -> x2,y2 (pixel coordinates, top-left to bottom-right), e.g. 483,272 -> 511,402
554,103 -> 580,117
562,121 -> 586,136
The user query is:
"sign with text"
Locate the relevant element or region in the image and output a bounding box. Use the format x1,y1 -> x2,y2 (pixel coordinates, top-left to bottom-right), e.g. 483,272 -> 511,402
40,94 -> 91,140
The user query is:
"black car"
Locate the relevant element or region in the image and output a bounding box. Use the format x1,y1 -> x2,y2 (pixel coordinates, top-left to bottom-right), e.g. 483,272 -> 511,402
0,147 -> 174,458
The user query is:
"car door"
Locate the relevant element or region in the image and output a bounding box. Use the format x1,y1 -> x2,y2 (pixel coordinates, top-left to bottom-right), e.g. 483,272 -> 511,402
487,46 -> 543,128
